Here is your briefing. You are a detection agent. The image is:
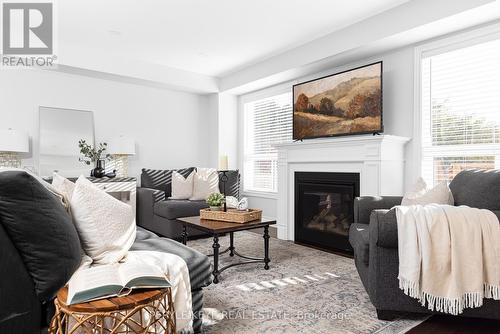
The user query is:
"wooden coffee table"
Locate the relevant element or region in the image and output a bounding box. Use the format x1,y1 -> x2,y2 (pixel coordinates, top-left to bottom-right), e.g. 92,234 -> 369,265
177,216 -> 277,283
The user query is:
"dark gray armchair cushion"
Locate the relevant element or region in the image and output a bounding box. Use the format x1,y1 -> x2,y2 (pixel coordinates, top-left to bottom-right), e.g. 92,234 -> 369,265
218,170 -> 240,199
154,199 -> 208,220
369,208 -> 398,249
450,169 -> 500,210
349,223 -> 370,264
0,171 -> 82,302
141,168 -> 168,191
354,196 -> 402,225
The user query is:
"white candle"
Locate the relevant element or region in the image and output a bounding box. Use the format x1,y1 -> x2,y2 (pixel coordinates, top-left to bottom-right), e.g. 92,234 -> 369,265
218,155 -> 228,171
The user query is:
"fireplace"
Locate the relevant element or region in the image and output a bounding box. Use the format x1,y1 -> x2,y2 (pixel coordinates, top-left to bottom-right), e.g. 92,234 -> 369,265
294,172 -> 360,253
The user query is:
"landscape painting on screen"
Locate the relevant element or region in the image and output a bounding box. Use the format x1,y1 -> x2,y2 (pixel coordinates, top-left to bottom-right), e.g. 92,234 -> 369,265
293,62 -> 383,140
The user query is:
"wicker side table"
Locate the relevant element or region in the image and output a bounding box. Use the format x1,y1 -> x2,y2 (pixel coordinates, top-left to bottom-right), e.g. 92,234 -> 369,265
49,287 -> 176,334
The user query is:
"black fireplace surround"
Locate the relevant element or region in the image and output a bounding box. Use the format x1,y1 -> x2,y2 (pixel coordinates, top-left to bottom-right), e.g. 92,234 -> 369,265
295,172 -> 360,253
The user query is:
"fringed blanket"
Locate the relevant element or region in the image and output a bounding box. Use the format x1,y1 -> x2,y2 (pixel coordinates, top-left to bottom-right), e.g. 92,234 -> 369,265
395,204 -> 500,315
127,251 -> 193,332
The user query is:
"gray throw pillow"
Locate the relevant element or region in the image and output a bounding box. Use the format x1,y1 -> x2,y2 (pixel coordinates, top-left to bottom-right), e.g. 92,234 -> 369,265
0,171 -> 82,302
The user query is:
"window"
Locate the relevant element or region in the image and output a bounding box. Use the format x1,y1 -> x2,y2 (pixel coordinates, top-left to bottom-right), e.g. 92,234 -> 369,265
243,92 -> 293,193
420,36 -> 500,186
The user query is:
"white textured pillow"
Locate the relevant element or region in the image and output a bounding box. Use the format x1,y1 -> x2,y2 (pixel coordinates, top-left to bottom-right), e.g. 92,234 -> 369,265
52,173 -> 75,200
402,178 -> 454,206
190,168 -> 219,201
169,171 -> 194,200
401,177 -> 427,205
70,176 -> 136,264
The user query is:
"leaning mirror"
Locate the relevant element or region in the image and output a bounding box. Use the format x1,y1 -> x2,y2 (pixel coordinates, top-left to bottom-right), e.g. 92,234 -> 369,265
38,107 -> 95,178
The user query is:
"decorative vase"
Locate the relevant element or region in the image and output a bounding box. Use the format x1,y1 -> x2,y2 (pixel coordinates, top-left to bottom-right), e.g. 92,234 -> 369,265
210,206 -> 222,211
91,159 -> 106,178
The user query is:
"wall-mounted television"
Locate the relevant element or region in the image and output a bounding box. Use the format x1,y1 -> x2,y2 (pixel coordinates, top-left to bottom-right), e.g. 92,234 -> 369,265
293,61 -> 383,140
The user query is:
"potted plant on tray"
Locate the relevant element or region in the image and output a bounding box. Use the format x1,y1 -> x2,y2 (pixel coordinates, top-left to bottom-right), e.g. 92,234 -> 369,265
206,192 -> 225,211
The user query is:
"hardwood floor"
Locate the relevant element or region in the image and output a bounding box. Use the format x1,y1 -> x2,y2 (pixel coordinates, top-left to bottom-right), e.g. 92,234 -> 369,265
408,315 -> 500,334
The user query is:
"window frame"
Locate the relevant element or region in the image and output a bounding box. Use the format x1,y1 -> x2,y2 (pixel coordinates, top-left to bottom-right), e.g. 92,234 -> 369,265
238,84 -> 292,198
413,23 -> 500,186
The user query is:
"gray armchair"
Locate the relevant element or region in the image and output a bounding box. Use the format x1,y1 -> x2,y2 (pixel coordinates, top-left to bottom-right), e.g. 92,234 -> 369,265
137,168 -> 240,240
349,169 -> 500,320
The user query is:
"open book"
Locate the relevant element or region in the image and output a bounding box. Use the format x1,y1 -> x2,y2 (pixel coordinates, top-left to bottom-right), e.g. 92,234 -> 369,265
67,261 -> 170,305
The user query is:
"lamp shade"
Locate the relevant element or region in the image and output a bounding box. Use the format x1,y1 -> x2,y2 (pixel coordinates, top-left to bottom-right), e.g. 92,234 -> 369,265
106,136 -> 135,155
0,129 -> 29,153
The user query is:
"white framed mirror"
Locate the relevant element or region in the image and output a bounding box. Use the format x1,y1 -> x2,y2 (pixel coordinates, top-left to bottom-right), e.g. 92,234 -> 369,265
38,107 -> 95,178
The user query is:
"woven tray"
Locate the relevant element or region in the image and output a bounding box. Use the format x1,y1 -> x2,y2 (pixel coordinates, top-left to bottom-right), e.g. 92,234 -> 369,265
200,208 -> 262,223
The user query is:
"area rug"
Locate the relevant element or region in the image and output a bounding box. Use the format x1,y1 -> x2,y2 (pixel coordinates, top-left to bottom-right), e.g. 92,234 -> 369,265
187,231 -> 427,334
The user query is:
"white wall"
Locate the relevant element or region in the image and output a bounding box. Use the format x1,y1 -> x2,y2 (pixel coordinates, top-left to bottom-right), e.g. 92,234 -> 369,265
238,46 -> 415,219
218,93 -> 238,170
206,92 -> 239,170
205,93 -> 220,168
0,69 -> 217,178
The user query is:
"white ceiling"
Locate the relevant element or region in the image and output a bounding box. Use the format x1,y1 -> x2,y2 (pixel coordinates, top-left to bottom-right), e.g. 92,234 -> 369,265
58,0 -> 410,77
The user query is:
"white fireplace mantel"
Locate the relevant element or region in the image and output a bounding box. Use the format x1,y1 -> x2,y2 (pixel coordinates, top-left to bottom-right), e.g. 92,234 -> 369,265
274,135 -> 410,240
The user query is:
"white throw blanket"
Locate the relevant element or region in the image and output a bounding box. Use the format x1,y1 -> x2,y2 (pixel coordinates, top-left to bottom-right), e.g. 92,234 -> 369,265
73,251 -> 193,332
395,204 -> 500,315
127,251 -> 193,332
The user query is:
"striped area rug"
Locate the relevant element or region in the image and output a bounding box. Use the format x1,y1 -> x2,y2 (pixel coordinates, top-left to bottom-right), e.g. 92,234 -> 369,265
187,231 -> 427,334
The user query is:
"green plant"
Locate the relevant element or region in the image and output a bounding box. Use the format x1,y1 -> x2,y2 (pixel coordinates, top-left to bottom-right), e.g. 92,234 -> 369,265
206,192 -> 225,207
78,139 -> 110,165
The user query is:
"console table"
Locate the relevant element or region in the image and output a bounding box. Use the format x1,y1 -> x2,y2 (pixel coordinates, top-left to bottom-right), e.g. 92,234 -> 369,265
88,177 -> 137,215
46,176 -> 138,215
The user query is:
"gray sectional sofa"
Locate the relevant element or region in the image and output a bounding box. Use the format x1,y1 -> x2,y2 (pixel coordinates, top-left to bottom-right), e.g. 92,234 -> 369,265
0,170 -> 212,333
349,169 -> 500,320
137,168 -> 240,239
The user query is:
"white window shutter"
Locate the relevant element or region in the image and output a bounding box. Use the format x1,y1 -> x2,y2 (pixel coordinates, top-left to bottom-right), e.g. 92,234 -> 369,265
244,92 -> 293,192
421,37 -> 500,186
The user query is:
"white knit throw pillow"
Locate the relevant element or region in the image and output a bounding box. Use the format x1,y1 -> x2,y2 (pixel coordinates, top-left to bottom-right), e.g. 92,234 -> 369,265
190,168 -> 219,201
70,176 -> 136,264
402,177 -> 454,206
52,173 -> 75,200
169,171 -> 194,200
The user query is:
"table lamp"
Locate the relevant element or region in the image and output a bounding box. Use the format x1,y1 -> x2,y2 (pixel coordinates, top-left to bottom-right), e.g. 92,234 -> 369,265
107,136 -> 136,177
0,129 -> 29,168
